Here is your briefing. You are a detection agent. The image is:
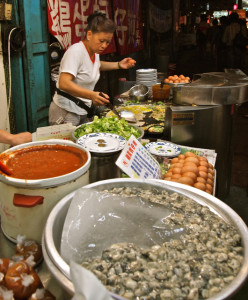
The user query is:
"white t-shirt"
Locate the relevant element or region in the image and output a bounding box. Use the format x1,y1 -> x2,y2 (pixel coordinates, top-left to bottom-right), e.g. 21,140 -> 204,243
53,41 -> 100,115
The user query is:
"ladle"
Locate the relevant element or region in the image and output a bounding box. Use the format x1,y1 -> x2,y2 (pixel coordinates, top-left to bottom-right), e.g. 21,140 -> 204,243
0,161 -> 12,176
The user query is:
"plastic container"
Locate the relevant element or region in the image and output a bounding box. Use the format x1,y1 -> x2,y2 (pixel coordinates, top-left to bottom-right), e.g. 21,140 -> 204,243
152,83 -> 170,102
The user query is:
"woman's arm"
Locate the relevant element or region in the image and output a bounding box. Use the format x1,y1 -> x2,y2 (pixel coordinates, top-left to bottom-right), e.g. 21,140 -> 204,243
58,73 -> 110,106
100,57 -> 136,71
0,130 -> 32,146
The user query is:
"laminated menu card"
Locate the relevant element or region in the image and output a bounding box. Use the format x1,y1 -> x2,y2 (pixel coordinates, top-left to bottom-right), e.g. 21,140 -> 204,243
116,135 -> 161,179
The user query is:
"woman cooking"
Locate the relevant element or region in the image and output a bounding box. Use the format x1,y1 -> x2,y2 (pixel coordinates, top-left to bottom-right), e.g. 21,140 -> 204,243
49,11 -> 136,126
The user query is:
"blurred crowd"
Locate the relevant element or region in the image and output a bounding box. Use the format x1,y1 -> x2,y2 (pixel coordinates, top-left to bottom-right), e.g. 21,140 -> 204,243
177,12 -> 248,73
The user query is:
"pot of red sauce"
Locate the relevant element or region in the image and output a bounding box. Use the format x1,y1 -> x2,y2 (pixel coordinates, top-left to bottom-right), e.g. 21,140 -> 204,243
0,140 -> 91,243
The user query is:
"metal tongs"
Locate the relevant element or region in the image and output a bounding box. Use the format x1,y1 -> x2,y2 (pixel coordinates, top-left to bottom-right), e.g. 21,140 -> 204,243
100,92 -> 137,123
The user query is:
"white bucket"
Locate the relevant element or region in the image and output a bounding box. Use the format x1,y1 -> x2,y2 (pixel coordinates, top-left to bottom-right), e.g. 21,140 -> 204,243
0,140 -> 91,242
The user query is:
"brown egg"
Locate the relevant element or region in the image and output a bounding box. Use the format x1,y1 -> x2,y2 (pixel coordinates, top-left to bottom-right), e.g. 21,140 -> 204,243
182,171 -> 197,181
164,177 -> 171,181
171,157 -> 179,164
178,176 -> 194,186
185,156 -> 200,166
206,183 -> 213,193
172,167 -> 182,174
205,189 -> 212,194
199,160 -> 208,167
170,178 -> 179,182
206,178 -> 213,186
185,152 -> 197,158
198,156 -> 208,162
178,154 -> 185,160
172,173 -> 182,179
208,168 -> 214,175
198,170 -> 208,180
164,171 -> 172,178
198,165 -> 208,173
171,163 -> 184,169
194,182 -> 206,191
208,172 -> 213,180
178,159 -> 185,164
181,165 -> 199,175
208,163 -> 214,169
196,177 -> 207,184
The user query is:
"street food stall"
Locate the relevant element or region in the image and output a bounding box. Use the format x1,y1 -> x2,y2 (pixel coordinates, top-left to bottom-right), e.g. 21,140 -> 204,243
1,70 -> 248,300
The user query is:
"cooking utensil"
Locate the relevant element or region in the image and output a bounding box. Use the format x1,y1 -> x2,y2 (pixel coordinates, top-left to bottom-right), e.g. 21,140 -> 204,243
99,92 -> 121,119
129,84 -> 149,102
119,110 -> 137,123
0,161 -> 12,176
100,92 -> 137,123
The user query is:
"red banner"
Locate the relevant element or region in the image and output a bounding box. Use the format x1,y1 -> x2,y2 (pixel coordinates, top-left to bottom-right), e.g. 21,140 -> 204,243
47,0 -> 116,54
113,0 -> 143,55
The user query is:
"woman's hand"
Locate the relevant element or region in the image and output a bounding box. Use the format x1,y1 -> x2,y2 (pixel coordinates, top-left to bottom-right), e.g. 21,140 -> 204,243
90,91 -> 110,106
119,57 -> 136,69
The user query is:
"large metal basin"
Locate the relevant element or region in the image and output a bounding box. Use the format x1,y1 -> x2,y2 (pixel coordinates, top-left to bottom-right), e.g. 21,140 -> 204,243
42,179 -> 248,299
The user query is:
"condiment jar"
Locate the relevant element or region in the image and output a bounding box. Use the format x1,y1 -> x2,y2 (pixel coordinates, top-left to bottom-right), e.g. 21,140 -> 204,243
152,83 -> 170,102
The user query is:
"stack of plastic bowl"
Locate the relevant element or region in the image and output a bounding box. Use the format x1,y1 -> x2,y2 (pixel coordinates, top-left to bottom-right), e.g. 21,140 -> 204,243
136,69 -> 158,94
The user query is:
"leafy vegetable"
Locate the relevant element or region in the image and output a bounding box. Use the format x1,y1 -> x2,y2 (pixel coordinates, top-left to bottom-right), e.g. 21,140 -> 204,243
74,116 -> 141,140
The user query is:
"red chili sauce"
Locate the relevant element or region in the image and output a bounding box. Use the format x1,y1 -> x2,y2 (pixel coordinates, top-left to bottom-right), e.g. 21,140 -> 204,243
4,145 -> 88,180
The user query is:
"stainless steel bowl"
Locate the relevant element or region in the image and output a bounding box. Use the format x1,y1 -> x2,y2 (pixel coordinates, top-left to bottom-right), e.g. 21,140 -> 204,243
43,179 -> 248,299
129,84 -> 149,102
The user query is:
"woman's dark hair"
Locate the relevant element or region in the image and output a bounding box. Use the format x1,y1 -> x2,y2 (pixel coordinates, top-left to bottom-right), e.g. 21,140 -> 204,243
86,11 -> 116,34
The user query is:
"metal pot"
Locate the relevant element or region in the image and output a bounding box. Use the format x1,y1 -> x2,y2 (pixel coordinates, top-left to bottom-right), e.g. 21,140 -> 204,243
42,179 -> 248,299
0,140 -> 91,242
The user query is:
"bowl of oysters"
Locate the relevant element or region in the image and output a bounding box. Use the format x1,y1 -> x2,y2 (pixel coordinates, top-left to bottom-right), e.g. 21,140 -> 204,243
43,179 -> 248,300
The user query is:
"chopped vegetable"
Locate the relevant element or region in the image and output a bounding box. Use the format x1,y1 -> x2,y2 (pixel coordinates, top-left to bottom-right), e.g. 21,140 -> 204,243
74,116 -> 141,140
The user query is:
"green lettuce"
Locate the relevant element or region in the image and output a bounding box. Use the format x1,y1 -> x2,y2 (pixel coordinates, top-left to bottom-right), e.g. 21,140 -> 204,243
74,116 -> 141,140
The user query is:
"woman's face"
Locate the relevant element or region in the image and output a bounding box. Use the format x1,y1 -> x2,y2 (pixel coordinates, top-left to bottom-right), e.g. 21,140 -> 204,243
87,31 -> 113,54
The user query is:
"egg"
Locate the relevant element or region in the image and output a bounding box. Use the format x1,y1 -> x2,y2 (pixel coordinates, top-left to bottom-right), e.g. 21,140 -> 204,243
206,183 -> 213,193
171,163 -> 183,169
208,163 -> 214,169
178,176 -> 194,186
196,177 -> 207,184
172,173 -> 182,179
171,157 -> 179,164
208,172 -> 213,180
178,159 -> 185,164
198,165 -> 208,173
205,189 -> 212,194
208,168 -> 214,175
172,167 -> 182,174
164,177 -> 171,181
198,156 -> 208,162
207,178 -> 213,186
178,154 -> 185,160
164,171 -> 172,178
194,182 -> 206,191
185,156 -> 200,166
185,152 -> 197,158
198,170 -> 208,180
182,171 -> 197,181
199,160 -> 208,167
181,165 -> 199,175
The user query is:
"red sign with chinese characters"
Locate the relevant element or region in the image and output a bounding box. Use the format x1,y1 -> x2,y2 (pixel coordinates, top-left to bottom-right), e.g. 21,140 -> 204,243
47,0 -> 143,55
113,0 -> 144,55
47,0 -> 116,53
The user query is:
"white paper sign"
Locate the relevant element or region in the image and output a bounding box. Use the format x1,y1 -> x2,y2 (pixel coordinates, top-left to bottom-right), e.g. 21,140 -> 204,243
116,135 -> 161,179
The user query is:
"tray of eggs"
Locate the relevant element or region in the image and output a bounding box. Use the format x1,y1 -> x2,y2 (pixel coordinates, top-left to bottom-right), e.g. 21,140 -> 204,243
164,74 -> 191,85
163,151 -> 215,195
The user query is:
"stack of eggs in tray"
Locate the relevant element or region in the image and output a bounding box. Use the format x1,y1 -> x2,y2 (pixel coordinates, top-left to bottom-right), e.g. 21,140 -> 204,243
164,152 -> 214,194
